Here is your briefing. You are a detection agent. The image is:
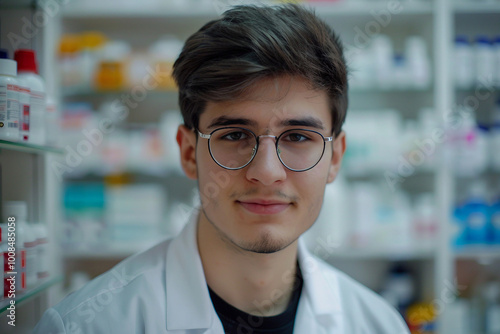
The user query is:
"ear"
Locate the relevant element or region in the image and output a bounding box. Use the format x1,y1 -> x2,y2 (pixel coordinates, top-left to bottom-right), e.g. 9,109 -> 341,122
327,130 -> 346,184
176,125 -> 198,180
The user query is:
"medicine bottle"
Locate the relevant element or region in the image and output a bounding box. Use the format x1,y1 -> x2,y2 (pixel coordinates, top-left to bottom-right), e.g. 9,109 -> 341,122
33,223 -> 49,281
2,201 -> 27,294
475,36 -> 495,87
495,36 -> 500,88
0,50 -> 20,141
454,36 -> 474,89
0,223 -> 6,301
14,49 -> 46,146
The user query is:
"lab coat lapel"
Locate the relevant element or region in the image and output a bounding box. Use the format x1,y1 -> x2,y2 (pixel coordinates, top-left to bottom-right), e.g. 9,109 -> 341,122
294,238 -> 345,333
164,211 -> 344,333
165,210 -> 224,333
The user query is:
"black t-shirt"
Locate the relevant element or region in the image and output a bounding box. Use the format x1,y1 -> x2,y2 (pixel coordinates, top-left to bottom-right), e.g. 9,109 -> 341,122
208,266 -> 303,334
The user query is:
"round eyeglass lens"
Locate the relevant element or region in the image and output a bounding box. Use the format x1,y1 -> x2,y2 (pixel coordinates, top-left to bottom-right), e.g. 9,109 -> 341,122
277,129 -> 325,171
209,128 -> 257,169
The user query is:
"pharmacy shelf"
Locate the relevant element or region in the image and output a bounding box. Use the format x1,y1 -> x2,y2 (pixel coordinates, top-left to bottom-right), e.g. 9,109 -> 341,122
0,0 -> 36,9
62,86 -> 433,99
453,2 -> 500,14
321,246 -> 436,261
62,3 -> 218,19
62,1 -> 433,19
62,88 -> 178,99
62,163 -> 183,179
0,139 -> 64,155
312,1 -> 433,16
454,246 -> 500,261
0,276 -> 64,315
62,239 -> 169,259
349,86 -> 433,93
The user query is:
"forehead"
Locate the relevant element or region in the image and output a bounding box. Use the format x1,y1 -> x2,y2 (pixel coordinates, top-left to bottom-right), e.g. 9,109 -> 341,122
199,76 -> 332,131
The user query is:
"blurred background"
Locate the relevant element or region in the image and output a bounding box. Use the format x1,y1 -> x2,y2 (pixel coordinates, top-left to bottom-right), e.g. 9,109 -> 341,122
0,0 -> 500,333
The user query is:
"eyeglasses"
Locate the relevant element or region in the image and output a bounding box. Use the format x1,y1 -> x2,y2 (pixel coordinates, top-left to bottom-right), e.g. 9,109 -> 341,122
197,126 -> 333,172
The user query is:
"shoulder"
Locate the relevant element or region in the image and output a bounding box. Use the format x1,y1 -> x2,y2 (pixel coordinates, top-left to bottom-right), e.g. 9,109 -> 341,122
312,258 -> 409,333
33,238 -> 173,333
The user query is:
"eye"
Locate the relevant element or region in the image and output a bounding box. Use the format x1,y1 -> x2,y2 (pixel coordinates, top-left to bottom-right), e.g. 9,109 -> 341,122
283,132 -> 309,142
221,131 -> 250,141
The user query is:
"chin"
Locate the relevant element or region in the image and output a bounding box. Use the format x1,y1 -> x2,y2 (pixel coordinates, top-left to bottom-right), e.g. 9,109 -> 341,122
236,232 -> 294,254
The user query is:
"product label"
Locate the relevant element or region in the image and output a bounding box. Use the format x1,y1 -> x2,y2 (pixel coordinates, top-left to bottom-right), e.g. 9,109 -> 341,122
30,90 -> 45,111
20,250 -> 26,268
37,242 -> 49,278
3,252 -> 8,272
22,105 -> 30,131
0,84 -> 19,136
18,86 -> 30,135
4,277 -> 8,298
26,248 -> 37,286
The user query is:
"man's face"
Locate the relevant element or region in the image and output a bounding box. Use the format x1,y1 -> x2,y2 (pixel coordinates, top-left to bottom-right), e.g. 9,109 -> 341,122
177,76 -> 346,254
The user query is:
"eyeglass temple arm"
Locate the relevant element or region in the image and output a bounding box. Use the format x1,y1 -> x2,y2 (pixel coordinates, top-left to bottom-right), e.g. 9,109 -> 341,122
198,131 -> 211,139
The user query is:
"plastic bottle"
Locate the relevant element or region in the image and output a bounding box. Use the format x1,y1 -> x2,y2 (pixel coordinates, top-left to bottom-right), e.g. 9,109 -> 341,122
372,35 -> 394,89
149,37 -> 183,90
451,204 -> 467,248
380,264 -> 415,314
392,54 -> 408,89
413,193 -> 437,249
79,31 -> 106,89
14,49 -> 46,146
33,223 -> 49,280
463,182 -> 491,245
418,108 -> 439,169
0,223 -> 6,301
45,96 -> 59,147
2,201 -> 27,294
491,99 -> 500,171
58,34 -> 82,89
0,50 -> 20,141
494,36 -> 500,88
475,36 -> 495,88
454,110 -> 488,176
95,41 -> 130,90
454,36 -> 474,89
405,36 -> 431,89
0,222 -> 14,301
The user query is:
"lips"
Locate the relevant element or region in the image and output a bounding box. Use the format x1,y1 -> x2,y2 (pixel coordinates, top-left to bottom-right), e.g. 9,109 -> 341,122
237,199 -> 291,215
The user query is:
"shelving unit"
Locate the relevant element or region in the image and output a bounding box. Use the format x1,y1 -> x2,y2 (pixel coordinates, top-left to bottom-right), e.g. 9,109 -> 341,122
0,1 -> 64,332
0,139 -> 64,333
55,0 -> 438,328
10,0 -> 491,333
0,276 -> 63,314
450,0 -> 500,288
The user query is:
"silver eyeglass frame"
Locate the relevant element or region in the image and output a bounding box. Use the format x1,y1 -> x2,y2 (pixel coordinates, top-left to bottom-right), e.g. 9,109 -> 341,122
197,126 -> 334,172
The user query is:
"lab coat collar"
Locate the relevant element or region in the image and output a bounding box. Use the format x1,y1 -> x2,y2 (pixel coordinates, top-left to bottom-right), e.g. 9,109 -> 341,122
296,238 -> 343,328
165,209 -> 217,331
165,210 -> 343,332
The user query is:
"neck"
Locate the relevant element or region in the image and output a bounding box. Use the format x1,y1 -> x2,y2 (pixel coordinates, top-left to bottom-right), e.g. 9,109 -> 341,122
197,212 -> 299,316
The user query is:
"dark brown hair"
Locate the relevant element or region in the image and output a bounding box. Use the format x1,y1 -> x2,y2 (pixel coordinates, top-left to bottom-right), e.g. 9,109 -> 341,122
172,4 -> 348,136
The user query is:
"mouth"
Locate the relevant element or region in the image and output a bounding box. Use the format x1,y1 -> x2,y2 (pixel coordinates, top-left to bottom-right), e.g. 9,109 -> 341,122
236,199 -> 292,215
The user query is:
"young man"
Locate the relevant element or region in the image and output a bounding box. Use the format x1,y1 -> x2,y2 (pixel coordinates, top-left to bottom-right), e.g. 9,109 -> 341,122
34,4 -> 409,333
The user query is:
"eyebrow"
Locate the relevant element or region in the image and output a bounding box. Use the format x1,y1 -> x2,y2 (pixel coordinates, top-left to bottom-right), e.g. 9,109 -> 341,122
207,116 -> 258,129
207,116 -> 324,130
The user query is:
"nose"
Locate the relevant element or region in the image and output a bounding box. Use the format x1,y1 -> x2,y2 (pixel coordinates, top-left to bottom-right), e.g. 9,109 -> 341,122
245,136 -> 287,185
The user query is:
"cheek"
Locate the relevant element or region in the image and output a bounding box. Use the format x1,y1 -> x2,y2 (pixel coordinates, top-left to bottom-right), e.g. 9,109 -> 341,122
197,148 -> 241,207
197,148 -> 223,205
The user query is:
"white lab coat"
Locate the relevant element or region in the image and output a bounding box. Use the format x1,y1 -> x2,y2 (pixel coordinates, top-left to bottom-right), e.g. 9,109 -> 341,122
33,210 -> 410,334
